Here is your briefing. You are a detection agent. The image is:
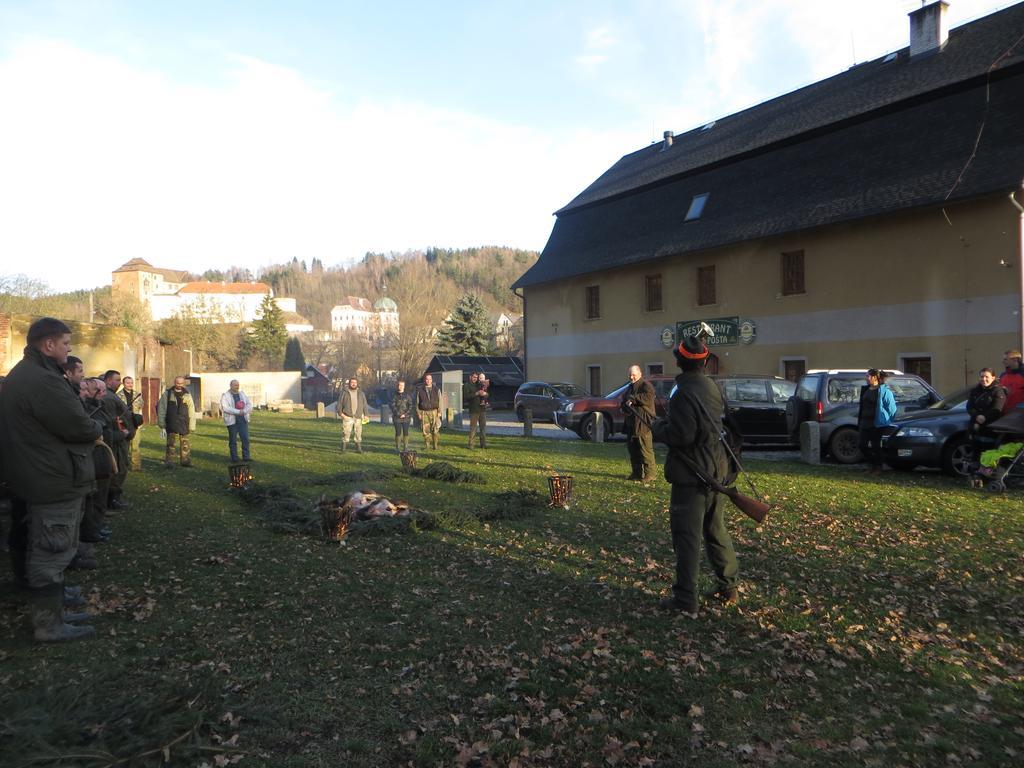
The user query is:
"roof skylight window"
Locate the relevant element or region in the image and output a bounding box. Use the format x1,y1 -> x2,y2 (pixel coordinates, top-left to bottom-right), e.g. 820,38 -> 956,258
684,193 -> 709,222
883,52 -> 898,63
701,120 -> 716,131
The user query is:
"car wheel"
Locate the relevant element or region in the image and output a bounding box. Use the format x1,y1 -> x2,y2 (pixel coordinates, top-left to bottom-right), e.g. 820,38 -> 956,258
829,427 -> 863,464
942,436 -> 975,477
515,406 -> 525,423
784,396 -> 804,435
579,414 -> 597,441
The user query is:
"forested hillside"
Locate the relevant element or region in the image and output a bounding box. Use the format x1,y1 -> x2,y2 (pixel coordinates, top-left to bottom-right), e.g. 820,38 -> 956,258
249,246 -> 536,328
0,246 -> 538,331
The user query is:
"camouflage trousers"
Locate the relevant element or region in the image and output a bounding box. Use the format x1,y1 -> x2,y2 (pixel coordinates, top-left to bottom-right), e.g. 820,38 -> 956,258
418,409 -> 441,448
128,427 -> 143,470
27,498 -> 85,589
165,432 -> 192,466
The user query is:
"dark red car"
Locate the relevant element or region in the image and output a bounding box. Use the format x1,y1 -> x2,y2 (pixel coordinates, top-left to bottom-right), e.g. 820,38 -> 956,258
554,376 -> 674,441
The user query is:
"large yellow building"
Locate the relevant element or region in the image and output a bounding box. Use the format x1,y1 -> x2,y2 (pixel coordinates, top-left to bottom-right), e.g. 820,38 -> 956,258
513,2 -> 1024,397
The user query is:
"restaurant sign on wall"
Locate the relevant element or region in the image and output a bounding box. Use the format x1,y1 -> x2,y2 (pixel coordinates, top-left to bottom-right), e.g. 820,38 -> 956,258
676,317 -> 743,346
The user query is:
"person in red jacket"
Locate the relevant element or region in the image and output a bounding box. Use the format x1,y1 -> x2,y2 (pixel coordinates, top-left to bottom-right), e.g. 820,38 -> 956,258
999,349 -> 1024,413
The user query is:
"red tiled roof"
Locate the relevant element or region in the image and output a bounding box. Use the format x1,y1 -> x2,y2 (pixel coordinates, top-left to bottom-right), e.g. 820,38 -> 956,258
178,282 -> 271,294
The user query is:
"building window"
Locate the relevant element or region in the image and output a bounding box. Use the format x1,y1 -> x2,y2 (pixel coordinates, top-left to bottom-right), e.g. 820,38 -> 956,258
587,365 -> 602,396
901,356 -> 932,383
697,265 -> 716,305
783,359 -> 807,382
781,250 -> 805,295
645,275 -> 663,312
646,363 -> 664,377
585,285 -> 601,319
685,193 -> 709,222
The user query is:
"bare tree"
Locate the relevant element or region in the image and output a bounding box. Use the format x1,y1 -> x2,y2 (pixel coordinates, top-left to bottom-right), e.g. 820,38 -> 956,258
388,256 -> 458,381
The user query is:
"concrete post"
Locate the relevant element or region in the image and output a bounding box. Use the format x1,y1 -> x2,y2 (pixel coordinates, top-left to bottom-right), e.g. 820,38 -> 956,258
800,421 -> 821,464
316,402 -> 326,419
523,408 -> 533,437
380,404 -> 391,425
593,413 -> 605,443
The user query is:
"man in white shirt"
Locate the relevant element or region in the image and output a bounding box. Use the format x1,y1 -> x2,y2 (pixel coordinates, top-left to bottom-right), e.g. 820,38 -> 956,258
220,380 -> 253,462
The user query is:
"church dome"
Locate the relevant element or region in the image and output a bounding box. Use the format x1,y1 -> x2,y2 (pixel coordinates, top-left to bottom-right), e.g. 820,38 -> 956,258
374,297 -> 398,312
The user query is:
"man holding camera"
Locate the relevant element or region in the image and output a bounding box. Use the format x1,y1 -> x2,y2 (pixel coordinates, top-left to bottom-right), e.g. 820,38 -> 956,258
622,364 -> 656,481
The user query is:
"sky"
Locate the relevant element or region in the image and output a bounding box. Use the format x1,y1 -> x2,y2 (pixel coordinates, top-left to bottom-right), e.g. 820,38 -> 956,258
0,0 -> 1016,293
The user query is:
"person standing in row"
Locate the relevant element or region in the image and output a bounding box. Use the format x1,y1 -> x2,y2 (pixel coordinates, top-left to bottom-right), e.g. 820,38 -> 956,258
157,377 -> 196,467
101,370 -> 135,509
338,377 -> 368,454
622,364 -> 656,481
74,378 -> 121,570
415,374 -> 441,450
464,372 -> 487,449
221,380 -> 253,463
391,380 -> 414,452
0,317 -> 101,642
118,375 -> 145,471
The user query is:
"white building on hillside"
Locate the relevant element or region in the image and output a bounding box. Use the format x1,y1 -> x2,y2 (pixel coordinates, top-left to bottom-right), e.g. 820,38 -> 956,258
147,281 -> 272,322
330,296 -> 399,338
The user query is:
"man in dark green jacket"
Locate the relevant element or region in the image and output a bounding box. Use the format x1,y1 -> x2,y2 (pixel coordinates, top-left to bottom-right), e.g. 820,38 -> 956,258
101,370 -> 135,508
464,372 -> 487,449
651,336 -> 739,616
0,318 -> 101,642
622,365 -> 656,480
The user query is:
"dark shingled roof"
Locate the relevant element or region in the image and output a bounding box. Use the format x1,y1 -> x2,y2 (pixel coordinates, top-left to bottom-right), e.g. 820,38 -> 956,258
425,355 -> 525,387
514,3 -> 1024,290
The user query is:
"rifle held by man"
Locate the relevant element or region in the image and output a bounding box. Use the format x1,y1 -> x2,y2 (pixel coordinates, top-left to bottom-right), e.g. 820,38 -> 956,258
677,454 -> 771,524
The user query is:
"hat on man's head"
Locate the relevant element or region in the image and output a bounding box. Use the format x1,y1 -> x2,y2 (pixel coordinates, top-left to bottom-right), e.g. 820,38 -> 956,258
676,335 -> 709,360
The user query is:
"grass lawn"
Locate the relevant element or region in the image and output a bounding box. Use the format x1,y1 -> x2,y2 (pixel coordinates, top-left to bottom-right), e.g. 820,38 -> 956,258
2,411 -> 1022,767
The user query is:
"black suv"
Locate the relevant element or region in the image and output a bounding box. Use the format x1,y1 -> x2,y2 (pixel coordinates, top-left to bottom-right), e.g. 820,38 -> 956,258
514,381 -> 591,423
712,375 -> 798,445
786,370 -> 940,463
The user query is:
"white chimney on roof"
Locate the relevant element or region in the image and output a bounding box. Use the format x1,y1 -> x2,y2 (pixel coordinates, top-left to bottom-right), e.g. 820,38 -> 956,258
661,130 -> 674,151
909,1 -> 949,57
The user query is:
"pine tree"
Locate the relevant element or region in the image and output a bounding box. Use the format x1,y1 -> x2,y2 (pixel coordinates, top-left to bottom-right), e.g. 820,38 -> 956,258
248,295 -> 288,369
436,293 -> 491,355
283,337 -> 305,370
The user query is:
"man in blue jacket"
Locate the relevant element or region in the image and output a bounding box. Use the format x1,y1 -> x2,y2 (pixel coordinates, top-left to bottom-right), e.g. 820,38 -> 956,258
0,318 -> 101,642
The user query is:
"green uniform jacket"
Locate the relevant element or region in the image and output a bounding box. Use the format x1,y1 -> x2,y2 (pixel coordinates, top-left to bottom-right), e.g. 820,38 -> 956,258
0,346 -> 102,503
651,371 -> 728,487
156,388 -> 197,433
101,389 -> 135,444
391,391 -> 413,421
622,378 -> 656,436
463,381 -> 485,415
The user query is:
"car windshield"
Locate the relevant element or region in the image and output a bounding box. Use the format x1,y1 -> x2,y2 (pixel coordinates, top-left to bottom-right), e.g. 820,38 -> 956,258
605,383 -> 630,399
552,383 -> 589,398
886,376 -> 936,406
927,388 -> 970,410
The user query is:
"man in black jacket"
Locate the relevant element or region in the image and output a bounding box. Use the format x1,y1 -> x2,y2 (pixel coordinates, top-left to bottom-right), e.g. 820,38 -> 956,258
101,370 -> 135,508
415,374 -> 442,450
651,336 -> 739,616
622,365 -> 656,481
0,318 -> 101,642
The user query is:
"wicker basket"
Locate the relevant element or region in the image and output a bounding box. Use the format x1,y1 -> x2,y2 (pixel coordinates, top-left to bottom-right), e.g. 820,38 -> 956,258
228,462 -> 253,489
400,450 -> 418,470
548,475 -> 573,507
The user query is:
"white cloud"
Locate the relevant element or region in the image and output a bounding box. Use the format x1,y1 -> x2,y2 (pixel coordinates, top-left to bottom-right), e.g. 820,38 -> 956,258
0,39 -> 633,291
574,23 -> 619,74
